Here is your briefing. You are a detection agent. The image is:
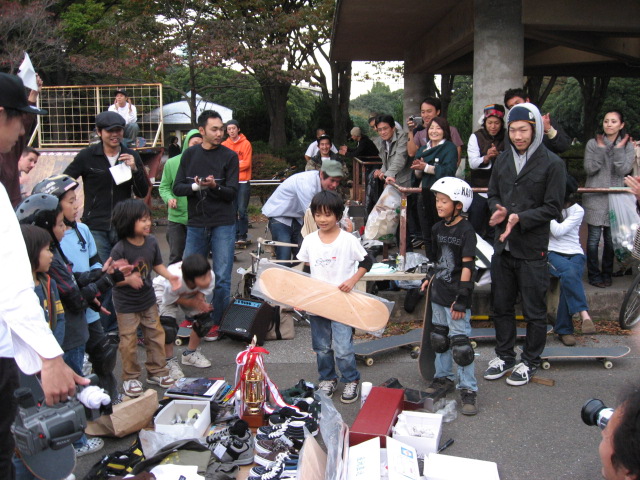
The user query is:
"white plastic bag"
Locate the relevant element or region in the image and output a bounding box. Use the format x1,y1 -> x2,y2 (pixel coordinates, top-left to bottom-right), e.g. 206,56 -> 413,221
364,185 -> 401,241
609,192 -> 640,268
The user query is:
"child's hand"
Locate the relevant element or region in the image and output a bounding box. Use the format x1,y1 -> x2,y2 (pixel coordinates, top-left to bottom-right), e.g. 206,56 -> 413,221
127,272 -> 144,289
420,278 -> 430,291
338,277 -> 358,292
111,258 -> 134,276
169,275 -> 182,292
450,306 -> 465,320
195,298 -> 213,314
93,298 -> 111,316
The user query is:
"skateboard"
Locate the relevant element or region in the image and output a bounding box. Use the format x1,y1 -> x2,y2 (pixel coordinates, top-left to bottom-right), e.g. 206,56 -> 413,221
469,325 -> 553,349
418,279 -> 435,382
235,240 -> 252,249
257,237 -> 298,248
175,326 -> 192,346
540,346 -> 631,370
354,328 -> 422,366
255,267 -> 390,332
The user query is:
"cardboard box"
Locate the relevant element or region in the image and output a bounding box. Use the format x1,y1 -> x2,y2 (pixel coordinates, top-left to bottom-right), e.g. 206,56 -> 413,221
155,400 -> 211,438
392,411 -> 442,456
350,387 -> 404,448
423,453 -> 500,480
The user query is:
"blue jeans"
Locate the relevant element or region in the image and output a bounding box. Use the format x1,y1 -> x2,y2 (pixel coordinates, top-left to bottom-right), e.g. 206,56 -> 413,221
309,315 -> 360,383
431,303 -> 477,392
548,252 -> 589,335
586,224 -> 613,283
184,224 -> 235,325
234,182 -> 251,241
63,345 -> 85,376
268,218 -> 302,261
91,228 -> 120,333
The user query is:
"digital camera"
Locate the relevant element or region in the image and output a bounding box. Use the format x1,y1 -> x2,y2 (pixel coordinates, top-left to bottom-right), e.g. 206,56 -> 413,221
409,115 -> 423,126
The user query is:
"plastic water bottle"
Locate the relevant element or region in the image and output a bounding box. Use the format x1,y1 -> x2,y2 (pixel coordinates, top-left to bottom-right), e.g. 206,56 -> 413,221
396,254 -> 405,272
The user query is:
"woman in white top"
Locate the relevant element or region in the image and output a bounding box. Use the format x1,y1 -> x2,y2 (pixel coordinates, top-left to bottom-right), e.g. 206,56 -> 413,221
108,89 -> 139,146
548,175 -> 596,346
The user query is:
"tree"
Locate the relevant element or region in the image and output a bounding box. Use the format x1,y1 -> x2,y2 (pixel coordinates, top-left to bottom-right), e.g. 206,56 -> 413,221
576,76 -> 610,141
445,75 -> 473,144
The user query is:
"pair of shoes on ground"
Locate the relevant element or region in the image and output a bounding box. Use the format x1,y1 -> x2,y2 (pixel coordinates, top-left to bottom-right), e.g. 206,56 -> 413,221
317,379 -> 360,404
123,374 -> 176,396
250,450 -> 299,479
181,348 -> 212,368
74,437 -> 104,457
484,357 -> 537,386
206,419 -> 254,466
425,377 -> 478,416
266,407 -> 319,436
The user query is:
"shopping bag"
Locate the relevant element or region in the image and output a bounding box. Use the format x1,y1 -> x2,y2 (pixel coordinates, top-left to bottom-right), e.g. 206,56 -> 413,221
609,192 -> 640,267
86,389 -> 158,437
364,184 -> 402,241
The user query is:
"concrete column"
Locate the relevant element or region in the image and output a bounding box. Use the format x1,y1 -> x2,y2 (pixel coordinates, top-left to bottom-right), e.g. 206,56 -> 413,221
403,72 -> 435,130
473,0 -> 524,123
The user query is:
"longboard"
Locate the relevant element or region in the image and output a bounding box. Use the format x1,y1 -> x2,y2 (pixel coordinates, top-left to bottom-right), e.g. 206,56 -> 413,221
418,279 -> 435,382
540,346 -> 631,370
255,267 -> 390,332
354,328 -> 422,366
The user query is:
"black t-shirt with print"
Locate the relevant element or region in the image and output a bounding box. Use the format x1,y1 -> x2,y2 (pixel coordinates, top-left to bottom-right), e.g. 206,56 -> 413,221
430,219 -> 477,307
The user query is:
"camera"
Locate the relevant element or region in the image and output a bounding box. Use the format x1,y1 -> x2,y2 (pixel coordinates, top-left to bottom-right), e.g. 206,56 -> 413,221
581,398 -> 614,430
409,115 -> 423,126
420,262 -> 435,274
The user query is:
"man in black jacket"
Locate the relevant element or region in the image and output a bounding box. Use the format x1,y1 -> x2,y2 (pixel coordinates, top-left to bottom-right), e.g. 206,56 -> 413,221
173,110 -> 239,341
484,103 -> 565,386
339,127 -> 379,158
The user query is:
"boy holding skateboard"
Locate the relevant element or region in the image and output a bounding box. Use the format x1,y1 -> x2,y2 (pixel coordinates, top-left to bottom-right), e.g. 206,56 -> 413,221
297,190 -> 372,403
420,177 -> 478,415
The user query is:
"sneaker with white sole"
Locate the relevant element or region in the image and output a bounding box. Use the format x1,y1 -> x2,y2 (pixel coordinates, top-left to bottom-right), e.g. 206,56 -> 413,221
506,362 -> 537,386
74,437 -> 104,457
317,379 -> 338,398
208,429 -> 254,466
166,357 -> 185,380
147,375 -> 176,388
122,379 -> 144,397
181,349 -> 212,368
206,419 -> 249,445
204,325 -> 220,342
483,356 -> 516,380
340,380 -> 359,404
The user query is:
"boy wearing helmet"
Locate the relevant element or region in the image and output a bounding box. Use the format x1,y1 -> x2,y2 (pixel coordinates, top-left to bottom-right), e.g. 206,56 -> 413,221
420,177 -> 478,416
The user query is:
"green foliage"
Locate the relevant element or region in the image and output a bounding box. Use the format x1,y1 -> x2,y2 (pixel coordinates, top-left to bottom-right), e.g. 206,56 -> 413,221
250,153 -> 289,201
350,82 -> 403,118
446,76 -> 473,146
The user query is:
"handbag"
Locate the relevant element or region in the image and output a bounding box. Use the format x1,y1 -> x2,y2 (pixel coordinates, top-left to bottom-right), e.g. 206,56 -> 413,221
265,310 -> 295,340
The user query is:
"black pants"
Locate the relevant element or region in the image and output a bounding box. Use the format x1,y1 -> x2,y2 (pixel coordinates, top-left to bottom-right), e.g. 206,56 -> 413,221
467,193 -> 495,243
491,251 -> 549,366
0,358 -> 19,480
419,189 -> 439,260
166,221 -> 187,266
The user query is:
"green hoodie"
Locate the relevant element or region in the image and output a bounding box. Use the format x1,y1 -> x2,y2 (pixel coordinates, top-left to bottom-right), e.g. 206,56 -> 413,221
159,129 -> 201,224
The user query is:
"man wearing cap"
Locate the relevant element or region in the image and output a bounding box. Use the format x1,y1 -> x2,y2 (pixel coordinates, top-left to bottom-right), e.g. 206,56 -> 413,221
0,73 -> 87,479
108,89 -> 139,147
222,120 -> 253,246
339,127 -> 379,158
262,161 -> 344,260
484,103 -> 565,387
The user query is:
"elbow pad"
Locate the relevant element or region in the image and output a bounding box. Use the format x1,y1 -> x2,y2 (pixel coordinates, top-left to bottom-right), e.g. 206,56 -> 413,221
452,280 -> 474,313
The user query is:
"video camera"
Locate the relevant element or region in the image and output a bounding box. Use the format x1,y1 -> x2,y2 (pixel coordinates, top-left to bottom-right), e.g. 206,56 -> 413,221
581,398 -> 614,430
409,115 -> 423,126
11,375 -> 112,456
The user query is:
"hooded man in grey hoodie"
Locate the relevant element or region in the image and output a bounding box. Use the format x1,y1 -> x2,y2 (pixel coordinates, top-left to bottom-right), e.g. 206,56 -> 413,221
483,103 -> 565,387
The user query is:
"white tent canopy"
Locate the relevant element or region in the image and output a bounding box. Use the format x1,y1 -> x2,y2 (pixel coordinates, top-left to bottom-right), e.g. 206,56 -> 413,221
146,91 -> 233,125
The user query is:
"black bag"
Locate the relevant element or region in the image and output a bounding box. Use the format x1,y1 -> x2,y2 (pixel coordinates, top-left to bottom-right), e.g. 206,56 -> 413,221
84,438 -> 144,480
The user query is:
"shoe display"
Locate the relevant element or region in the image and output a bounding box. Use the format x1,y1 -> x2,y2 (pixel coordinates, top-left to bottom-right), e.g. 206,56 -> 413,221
74,437 -> 104,457
122,379 -> 144,397
267,409 -> 318,436
256,419 -> 307,442
206,420 -> 249,445
147,375 -> 176,388
247,459 -> 286,480
317,379 -> 338,398
506,362 -> 537,386
181,349 -> 212,368
559,334 -> 576,346
209,429 -> 254,466
581,317 -> 596,334
204,325 -> 220,342
340,380 -> 360,404
483,357 -> 516,380
166,357 -> 185,380
255,436 -> 302,463
460,389 -> 478,416
424,377 -> 455,395
252,451 -> 299,474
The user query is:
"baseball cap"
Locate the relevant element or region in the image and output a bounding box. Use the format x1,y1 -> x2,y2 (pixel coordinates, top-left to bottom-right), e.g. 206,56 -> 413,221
113,89 -> 128,97
0,73 -> 47,115
320,159 -> 344,178
96,111 -> 125,131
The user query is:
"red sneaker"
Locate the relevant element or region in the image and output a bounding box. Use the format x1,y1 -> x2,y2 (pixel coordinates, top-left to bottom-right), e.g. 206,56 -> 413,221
179,319 -> 193,329
204,325 -> 220,342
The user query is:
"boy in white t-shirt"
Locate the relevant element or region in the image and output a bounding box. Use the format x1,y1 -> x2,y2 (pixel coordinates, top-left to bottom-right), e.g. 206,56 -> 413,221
296,191 -> 372,404
153,254 -> 215,378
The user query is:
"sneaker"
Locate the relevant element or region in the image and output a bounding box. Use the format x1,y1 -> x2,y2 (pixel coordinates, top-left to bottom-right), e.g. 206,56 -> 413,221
206,420 -> 249,445
248,460 -> 285,480
460,389 -> 478,416
506,362 -> 537,386
257,419 -> 307,442
425,377 -> 455,395
340,380 -> 359,404
179,319 -> 193,329
267,409 -> 318,436
147,375 -> 176,388
252,450 -> 299,473
209,430 -> 254,466
483,357 -> 516,380
581,318 -> 596,334
181,349 -> 212,368
255,435 -> 301,461
122,379 -> 144,397
559,334 -> 576,346
204,325 -> 220,342
74,437 -> 104,457
166,357 -> 185,380
317,379 -> 338,398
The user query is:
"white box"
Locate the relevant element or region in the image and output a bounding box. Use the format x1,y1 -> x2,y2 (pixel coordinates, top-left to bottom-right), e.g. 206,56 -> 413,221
392,411 -> 442,457
347,436 -> 420,480
423,453 -> 500,480
154,400 -> 211,438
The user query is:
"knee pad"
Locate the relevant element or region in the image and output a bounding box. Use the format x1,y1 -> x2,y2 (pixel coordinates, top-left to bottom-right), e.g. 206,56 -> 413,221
430,325 -> 450,353
87,335 -> 118,375
451,335 -> 475,367
192,312 -> 215,338
160,316 -> 178,344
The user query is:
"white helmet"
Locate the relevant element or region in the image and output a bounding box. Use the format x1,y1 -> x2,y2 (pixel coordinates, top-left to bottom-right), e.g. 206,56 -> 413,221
430,177 -> 474,212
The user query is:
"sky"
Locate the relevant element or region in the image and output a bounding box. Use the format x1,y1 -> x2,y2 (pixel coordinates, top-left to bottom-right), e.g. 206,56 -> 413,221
349,61 -> 405,99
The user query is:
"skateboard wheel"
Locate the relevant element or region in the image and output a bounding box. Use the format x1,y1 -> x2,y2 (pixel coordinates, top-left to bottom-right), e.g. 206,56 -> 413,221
603,360 -> 613,369
175,338 -> 183,346
470,341 -> 477,349
541,361 -> 551,370
410,347 -> 420,359
365,357 -> 374,367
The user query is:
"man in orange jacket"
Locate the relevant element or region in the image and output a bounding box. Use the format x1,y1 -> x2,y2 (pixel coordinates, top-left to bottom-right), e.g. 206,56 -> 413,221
222,120 -> 253,245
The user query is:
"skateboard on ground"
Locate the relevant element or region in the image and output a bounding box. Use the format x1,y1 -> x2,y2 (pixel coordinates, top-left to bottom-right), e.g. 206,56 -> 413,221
175,326 -> 192,346
235,239 -> 252,249
255,266 -> 390,332
418,279 -> 435,382
354,328 -> 422,366
540,345 -> 631,370
469,325 -> 553,349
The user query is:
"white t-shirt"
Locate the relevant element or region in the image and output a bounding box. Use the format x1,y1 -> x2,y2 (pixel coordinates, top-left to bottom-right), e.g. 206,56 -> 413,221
549,204 -> 585,255
153,261 -> 215,305
305,141 -> 338,158
109,102 -> 138,124
297,229 -> 366,285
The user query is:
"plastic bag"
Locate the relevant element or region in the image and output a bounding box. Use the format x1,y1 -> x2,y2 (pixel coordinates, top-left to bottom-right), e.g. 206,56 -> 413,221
138,429 -> 182,458
609,192 -> 640,268
317,391 -> 348,480
364,185 -> 402,241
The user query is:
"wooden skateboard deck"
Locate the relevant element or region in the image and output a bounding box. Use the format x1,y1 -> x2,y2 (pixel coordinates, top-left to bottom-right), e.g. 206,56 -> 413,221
418,280 -> 435,382
257,237 -> 298,248
540,346 -> 631,370
255,267 -> 390,332
354,328 -> 422,366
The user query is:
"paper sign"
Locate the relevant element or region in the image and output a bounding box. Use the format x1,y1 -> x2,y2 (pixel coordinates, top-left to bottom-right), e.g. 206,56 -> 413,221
387,437 -> 420,480
347,437 -> 381,479
109,162 -> 133,185
18,52 -> 38,91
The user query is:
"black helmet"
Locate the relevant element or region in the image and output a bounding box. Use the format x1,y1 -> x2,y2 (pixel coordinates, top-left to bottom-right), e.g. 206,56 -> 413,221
15,194 -> 60,230
32,174 -> 79,199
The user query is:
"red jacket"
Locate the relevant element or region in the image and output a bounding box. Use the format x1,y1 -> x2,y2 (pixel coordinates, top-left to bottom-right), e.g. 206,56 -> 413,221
222,134 -> 252,182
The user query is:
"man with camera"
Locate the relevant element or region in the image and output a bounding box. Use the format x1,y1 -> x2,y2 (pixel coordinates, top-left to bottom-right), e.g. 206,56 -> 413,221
0,73 -> 88,480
